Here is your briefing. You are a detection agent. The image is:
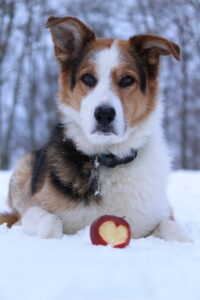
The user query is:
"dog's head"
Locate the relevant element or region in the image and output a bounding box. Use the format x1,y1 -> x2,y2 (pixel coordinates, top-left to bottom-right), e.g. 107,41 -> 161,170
46,17 -> 180,152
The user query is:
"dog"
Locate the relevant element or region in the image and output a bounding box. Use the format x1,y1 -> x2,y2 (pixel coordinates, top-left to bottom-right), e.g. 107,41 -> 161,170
0,17 -> 190,242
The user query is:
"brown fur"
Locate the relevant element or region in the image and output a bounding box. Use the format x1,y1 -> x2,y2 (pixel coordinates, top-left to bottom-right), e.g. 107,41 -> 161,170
5,152 -> 78,218
59,69 -> 89,110
111,65 -> 158,127
28,178 -> 77,213
0,212 -> 19,228
8,153 -> 33,214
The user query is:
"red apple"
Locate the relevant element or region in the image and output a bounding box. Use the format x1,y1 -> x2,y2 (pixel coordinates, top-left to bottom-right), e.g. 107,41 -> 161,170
90,215 -> 131,248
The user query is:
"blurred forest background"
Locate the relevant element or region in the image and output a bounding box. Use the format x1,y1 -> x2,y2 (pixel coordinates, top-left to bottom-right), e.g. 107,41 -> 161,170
0,0 -> 199,170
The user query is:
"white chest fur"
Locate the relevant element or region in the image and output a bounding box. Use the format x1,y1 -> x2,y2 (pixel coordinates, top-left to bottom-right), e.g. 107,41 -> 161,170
59,133 -> 171,238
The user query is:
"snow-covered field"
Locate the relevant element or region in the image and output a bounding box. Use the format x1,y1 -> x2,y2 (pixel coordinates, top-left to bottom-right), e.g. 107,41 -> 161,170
0,171 -> 200,300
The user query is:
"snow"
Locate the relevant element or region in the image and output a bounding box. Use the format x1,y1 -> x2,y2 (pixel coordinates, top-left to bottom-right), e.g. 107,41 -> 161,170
0,171 -> 200,300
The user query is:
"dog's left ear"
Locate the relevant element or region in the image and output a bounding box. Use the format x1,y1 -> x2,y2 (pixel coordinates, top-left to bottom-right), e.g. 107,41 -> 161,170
46,16 -> 95,65
130,34 -> 180,62
129,34 -> 180,77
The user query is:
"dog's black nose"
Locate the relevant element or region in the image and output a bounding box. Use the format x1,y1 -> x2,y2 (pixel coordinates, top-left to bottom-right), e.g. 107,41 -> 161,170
94,106 -> 116,126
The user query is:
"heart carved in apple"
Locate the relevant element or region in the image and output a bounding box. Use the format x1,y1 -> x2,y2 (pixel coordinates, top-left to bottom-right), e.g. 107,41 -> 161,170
90,215 -> 131,248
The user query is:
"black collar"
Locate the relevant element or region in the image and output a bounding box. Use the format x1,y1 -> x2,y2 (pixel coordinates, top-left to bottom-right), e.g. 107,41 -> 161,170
89,149 -> 137,196
92,149 -> 138,168
55,124 -> 138,169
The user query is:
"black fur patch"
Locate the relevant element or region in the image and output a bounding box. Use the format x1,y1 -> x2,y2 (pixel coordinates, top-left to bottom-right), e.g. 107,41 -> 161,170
31,124 -> 101,204
50,167 -> 82,200
70,57 -> 83,89
70,45 -> 91,90
31,146 -> 47,194
133,52 -> 147,93
49,166 -> 99,204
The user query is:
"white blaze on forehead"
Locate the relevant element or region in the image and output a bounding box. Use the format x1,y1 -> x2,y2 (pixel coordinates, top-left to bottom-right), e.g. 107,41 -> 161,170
79,39 -> 127,146
94,39 -> 121,84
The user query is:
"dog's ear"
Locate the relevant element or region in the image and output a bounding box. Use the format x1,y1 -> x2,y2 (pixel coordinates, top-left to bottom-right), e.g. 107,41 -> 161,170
46,16 -> 95,65
129,34 -> 180,77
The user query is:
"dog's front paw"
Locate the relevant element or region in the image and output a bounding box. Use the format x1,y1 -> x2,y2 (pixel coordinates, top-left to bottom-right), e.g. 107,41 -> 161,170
37,214 -> 63,239
153,220 -> 192,243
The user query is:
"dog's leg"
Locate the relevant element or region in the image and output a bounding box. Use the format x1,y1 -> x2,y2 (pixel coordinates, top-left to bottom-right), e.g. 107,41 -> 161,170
21,206 -> 63,239
152,220 -> 192,242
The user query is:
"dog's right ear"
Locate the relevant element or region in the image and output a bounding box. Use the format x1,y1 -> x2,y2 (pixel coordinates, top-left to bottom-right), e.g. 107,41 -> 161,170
46,17 -> 95,65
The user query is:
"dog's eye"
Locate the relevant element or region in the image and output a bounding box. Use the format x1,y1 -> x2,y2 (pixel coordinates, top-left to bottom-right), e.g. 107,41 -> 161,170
81,73 -> 97,87
119,76 -> 135,88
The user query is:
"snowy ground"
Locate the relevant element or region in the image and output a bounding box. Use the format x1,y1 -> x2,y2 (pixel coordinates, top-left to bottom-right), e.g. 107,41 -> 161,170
0,171 -> 200,300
